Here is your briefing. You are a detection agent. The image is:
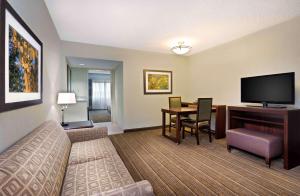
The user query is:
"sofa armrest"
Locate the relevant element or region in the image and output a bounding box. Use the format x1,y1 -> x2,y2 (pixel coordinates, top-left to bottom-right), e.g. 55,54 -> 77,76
94,180 -> 154,196
65,127 -> 108,143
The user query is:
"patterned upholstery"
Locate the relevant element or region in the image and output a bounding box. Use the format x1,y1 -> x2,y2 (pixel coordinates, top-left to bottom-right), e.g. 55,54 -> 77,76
95,180 -> 154,196
65,127 -> 108,143
181,119 -> 209,128
62,154 -> 135,196
197,98 -> 213,121
0,121 -> 154,196
169,97 -> 181,108
0,121 -> 71,196
68,138 -> 117,165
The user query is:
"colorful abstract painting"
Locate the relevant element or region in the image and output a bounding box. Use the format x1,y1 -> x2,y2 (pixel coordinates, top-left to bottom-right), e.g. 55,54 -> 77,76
144,70 -> 172,94
9,25 -> 39,93
0,0 -> 43,113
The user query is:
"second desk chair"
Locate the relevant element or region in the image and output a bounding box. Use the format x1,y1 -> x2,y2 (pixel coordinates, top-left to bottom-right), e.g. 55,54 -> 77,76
181,98 -> 213,145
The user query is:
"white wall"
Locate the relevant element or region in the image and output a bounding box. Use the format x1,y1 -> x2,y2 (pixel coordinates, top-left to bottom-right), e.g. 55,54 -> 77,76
64,102 -> 88,122
70,68 -> 88,99
62,42 -> 188,129
0,0 -> 64,152
187,16 -> 300,107
64,67 -> 88,122
113,65 -> 124,127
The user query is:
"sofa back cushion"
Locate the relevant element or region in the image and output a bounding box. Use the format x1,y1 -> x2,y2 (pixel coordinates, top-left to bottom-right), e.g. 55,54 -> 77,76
0,120 -> 71,196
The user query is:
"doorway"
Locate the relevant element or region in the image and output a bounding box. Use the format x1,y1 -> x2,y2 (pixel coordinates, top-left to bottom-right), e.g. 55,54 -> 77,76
88,70 -> 112,123
65,56 -> 124,131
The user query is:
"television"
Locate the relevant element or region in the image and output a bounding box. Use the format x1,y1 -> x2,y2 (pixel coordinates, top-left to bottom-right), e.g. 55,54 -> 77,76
241,72 -> 295,107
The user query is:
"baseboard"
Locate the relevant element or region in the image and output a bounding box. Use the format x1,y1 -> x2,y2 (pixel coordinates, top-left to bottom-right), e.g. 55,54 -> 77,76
124,125 -> 163,133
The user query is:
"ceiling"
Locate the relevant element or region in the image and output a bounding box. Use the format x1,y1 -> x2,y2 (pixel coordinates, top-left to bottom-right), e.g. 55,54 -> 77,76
45,0 -> 300,55
67,57 -> 122,70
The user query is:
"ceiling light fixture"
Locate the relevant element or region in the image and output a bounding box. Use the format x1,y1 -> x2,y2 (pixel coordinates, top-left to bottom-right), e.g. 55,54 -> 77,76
79,63 -> 85,66
171,41 -> 192,55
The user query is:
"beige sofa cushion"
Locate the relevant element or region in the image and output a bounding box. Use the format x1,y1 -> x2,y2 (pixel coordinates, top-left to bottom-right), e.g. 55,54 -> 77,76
65,127 -> 108,144
68,137 -> 117,165
95,180 -> 154,196
62,154 -> 134,196
0,121 -> 71,196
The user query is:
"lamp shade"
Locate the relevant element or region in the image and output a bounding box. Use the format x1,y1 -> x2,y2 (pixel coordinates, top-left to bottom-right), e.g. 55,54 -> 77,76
57,93 -> 76,105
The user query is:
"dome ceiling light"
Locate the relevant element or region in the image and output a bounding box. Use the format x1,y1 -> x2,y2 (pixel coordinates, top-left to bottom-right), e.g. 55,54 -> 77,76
170,41 -> 192,55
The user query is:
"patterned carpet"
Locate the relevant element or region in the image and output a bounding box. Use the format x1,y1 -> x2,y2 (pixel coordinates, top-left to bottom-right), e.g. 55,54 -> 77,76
110,129 -> 300,196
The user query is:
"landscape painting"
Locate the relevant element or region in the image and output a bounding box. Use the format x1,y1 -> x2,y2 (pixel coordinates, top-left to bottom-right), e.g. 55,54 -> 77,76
9,25 -> 39,93
143,70 -> 172,94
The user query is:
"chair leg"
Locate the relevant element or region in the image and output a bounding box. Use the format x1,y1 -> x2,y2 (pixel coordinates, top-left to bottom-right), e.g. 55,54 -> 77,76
195,128 -> 199,145
190,128 -> 193,136
208,129 -> 212,143
182,126 -> 185,139
169,115 -> 171,133
265,158 -> 271,168
227,145 -> 231,153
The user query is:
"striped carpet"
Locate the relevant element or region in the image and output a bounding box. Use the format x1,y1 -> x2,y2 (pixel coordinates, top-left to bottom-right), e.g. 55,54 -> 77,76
110,129 -> 300,196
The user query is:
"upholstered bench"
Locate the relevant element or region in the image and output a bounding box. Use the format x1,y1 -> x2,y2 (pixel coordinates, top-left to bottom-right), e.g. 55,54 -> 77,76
226,128 -> 283,167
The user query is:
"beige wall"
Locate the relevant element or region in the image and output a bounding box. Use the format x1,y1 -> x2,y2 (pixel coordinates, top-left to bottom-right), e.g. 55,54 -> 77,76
187,16 -> 300,107
0,0 -> 64,152
62,16 -> 300,129
62,42 -> 188,129
1,2 -> 299,151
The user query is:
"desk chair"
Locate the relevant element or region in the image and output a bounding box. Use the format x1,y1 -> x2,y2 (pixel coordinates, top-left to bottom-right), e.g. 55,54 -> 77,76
181,98 -> 213,145
168,96 -> 183,132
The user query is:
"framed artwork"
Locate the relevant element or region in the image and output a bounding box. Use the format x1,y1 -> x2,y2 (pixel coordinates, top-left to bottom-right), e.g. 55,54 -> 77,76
0,0 -> 43,113
143,69 -> 172,94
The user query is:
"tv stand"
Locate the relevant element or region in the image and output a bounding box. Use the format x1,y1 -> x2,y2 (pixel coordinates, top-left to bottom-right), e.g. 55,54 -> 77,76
246,104 -> 287,109
228,106 -> 300,170
262,102 -> 268,108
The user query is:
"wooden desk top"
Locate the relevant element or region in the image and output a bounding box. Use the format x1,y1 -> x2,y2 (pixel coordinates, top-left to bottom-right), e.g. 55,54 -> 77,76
161,107 -> 197,114
162,102 -> 225,114
182,102 -> 225,106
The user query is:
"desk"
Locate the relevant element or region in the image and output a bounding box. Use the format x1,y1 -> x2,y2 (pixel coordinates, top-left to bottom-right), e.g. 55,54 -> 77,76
62,120 -> 94,130
161,104 -> 226,144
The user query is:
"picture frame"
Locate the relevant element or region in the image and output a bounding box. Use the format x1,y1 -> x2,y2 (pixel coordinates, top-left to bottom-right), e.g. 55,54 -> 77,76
0,0 -> 43,113
143,69 -> 172,94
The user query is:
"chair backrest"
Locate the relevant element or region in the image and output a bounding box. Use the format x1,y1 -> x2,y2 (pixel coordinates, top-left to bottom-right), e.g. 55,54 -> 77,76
197,98 -> 213,122
169,97 -> 182,108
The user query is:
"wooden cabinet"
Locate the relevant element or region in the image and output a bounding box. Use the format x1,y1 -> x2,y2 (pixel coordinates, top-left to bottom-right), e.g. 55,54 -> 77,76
228,106 -> 300,170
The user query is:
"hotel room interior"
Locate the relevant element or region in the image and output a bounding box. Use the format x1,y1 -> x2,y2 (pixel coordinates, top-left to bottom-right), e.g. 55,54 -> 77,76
0,0 -> 300,195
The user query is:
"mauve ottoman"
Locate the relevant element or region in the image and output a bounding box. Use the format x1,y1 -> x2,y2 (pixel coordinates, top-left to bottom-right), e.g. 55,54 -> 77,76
226,128 -> 283,167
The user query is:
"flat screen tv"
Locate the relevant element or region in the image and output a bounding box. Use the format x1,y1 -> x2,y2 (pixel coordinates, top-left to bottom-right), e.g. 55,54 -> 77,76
241,72 -> 295,107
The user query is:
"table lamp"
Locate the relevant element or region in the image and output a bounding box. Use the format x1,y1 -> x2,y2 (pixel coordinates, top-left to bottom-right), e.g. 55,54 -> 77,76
57,92 -> 76,126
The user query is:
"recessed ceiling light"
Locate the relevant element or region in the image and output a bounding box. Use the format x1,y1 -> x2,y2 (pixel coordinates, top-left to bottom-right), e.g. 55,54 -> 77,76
79,63 -> 85,66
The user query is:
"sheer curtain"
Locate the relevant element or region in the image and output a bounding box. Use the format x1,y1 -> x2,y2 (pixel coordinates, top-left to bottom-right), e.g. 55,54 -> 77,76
92,81 -> 111,110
